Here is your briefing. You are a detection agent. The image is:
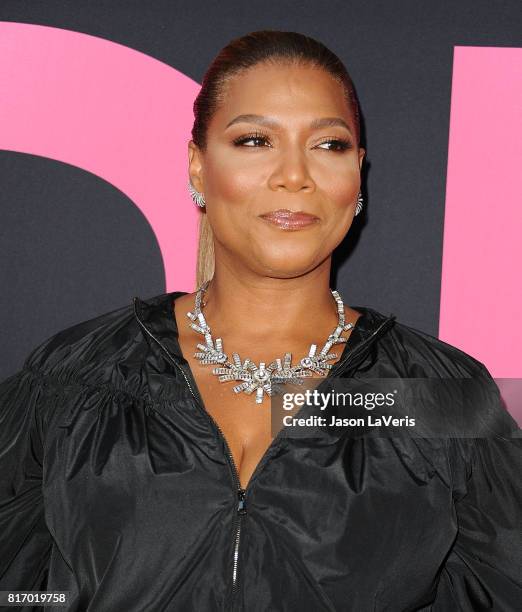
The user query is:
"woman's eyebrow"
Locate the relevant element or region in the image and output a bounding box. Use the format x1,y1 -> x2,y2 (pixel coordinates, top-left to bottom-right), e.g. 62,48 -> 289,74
225,114 -> 352,133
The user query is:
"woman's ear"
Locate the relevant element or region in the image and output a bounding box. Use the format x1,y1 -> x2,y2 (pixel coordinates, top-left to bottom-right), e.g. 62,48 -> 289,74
188,140 -> 205,193
358,147 -> 366,171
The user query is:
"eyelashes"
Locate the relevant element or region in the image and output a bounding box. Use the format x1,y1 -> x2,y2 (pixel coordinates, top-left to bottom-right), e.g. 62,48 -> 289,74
315,139 -> 353,152
231,131 -> 353,152
232,132 -> 270,147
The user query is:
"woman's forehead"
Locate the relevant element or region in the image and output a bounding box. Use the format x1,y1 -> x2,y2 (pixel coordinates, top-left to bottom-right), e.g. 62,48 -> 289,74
213,64 -> 352,126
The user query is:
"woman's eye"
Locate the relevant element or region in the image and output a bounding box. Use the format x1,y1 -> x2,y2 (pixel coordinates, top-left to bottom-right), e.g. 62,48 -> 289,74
232,133 -> 271,147
316,139 -> 352,152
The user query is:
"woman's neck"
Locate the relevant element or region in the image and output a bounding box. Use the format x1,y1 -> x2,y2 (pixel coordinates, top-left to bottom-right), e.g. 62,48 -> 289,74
198,268 -> 342,345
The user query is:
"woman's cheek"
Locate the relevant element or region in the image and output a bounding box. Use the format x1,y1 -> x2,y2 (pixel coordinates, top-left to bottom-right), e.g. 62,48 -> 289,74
330,173 -> 360,205
205,149 -> 266,204
214,174 -> 262,211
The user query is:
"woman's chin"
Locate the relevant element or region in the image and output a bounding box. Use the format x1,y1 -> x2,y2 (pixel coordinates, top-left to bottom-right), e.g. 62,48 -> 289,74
251,252 -> 328,278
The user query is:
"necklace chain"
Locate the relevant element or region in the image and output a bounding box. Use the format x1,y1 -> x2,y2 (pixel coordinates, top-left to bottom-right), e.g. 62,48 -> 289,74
186,280 -> 354,404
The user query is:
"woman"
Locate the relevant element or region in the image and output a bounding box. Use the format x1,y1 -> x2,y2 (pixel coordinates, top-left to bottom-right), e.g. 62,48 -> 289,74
0,30 -> 520,612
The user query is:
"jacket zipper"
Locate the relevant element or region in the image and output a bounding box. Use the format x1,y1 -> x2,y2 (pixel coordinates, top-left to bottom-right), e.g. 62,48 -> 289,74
133,298 -> 395,607
132,299 -> 247,602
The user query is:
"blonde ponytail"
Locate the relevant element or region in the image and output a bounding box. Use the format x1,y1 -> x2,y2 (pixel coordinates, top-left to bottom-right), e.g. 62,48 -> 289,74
195,211 -> 215,290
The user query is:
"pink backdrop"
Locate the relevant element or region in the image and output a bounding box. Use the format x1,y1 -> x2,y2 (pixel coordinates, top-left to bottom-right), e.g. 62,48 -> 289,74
440,46 -> 522,379
0,21 -> 200,291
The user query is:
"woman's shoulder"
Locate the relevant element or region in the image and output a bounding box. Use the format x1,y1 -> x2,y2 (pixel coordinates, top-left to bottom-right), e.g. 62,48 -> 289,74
22,290 -> 175,384
24,300 -> 133,371
364,306 -> 489,379
361,306 -> 520,438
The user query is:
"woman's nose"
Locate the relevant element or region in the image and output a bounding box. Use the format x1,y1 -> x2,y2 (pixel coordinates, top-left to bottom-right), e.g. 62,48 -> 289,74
268,147 -> 315,193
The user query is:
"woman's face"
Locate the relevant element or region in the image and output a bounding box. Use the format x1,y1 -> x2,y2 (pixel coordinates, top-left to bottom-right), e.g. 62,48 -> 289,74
189,61 -> 366,278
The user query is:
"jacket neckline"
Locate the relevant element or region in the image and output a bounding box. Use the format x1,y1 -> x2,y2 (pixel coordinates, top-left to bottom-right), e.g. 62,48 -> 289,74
132,291 -> 397,375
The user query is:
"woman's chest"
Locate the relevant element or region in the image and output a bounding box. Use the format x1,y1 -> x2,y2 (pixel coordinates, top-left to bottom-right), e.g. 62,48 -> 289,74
189,367 -> 278,490
43,396 -> 456,546
176,345 -> 342,490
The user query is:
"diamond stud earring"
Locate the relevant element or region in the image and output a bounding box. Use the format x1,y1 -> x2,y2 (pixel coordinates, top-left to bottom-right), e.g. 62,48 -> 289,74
188,180 -> 206,208
355,191 -> 363,216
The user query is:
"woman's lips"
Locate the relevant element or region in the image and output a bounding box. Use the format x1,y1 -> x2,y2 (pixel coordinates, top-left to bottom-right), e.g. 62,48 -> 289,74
259,209 -> 320,230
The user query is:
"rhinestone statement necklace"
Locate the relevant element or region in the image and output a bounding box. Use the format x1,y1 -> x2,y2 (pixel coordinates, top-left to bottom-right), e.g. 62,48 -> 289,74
186,280 -> 354,404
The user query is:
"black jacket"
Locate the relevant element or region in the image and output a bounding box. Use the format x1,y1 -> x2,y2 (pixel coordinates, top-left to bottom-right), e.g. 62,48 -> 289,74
0,291 -> 520,612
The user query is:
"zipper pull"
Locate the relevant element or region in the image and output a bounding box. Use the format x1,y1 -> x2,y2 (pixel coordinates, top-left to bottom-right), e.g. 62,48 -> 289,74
237,488 -> 247,515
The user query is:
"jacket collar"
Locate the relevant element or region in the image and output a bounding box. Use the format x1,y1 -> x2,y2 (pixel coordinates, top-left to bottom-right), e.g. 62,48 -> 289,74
132,291 -> 397,375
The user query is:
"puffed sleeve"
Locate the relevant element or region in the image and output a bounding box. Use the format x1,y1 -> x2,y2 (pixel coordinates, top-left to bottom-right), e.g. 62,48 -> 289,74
433,366 -> 522,611
0,367 -> 53,592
